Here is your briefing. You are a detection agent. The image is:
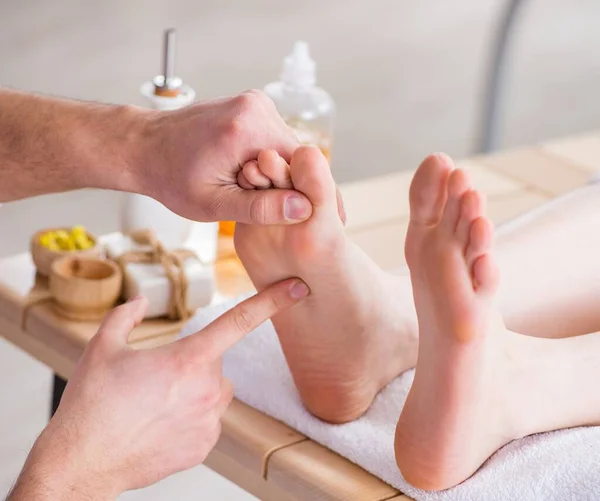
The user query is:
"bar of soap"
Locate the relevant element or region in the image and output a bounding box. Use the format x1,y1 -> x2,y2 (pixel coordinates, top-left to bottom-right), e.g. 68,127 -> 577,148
102,233 -> 215,319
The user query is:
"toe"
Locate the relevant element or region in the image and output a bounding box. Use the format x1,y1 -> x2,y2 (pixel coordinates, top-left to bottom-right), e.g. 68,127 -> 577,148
409,154 -> 453,226
466,217 -> 493,268
455,189 -> 486,249
242,160 -> 272,189
441,169 -> 471,231
289,146 -> 337,210
258,150 -> 293,189
472,253 -> 499,295
237,170 -> 256,190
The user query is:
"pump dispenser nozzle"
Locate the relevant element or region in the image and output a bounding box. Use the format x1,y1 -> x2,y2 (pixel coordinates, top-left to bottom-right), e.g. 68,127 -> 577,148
141,28 -> 195,110
281,41 -> 316,89
154,28 -> 182,97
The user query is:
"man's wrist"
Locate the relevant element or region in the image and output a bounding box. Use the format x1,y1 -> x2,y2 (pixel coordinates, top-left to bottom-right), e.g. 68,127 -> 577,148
70,102 -> 153,196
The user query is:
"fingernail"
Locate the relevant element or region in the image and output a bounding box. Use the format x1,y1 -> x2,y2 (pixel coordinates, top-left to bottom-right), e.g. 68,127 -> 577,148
289,280 -> 310,299
284,194 -> 311,220
128,294 -> 144,303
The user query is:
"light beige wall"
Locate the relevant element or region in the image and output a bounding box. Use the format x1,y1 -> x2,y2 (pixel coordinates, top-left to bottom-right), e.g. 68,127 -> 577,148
1,0 -> 600,254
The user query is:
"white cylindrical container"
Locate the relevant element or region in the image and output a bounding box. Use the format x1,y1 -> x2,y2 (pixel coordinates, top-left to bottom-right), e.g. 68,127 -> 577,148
120,29 -> 218,261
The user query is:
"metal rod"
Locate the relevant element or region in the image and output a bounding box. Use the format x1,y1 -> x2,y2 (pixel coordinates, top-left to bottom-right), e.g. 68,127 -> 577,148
162,28 -> 176,87
477,0 -> 528,153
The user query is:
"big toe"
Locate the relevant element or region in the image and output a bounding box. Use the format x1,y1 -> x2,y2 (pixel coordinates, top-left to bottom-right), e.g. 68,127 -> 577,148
290,146 -> 338,213
409,154 -> 454,226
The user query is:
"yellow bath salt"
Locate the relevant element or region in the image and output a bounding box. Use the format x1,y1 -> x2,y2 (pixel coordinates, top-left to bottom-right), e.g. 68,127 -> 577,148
74,235 -> 94,250
70,226 -> 86,239
54,231 -> 72,251
39,233 -> 52,247
39,226 -> 94,251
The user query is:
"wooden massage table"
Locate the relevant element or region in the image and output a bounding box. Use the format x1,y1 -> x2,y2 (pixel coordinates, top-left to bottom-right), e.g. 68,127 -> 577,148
1,131 -> 600,500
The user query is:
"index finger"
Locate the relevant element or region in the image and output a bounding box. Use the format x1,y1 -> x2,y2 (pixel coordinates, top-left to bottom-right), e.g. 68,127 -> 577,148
177,278 -> 309,362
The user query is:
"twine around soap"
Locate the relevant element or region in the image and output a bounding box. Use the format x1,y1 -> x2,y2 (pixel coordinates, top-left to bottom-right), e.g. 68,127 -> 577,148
118,229 -> 197,321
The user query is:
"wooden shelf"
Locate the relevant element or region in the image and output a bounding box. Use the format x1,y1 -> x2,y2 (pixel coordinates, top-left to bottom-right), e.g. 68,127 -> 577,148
267,441 -> 400,501
542,130 -> 600,174
479,146 -> 593,196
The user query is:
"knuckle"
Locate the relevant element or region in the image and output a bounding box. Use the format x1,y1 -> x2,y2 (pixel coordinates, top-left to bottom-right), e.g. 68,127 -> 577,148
248,195 -> 271,225
265,290 -> 285,313
242,88 -> 267,104
235,91 -> 259,114
231,304 -> 256,333
171,350 -> 201,376
221,91 -> 271,145
221,116 -> 244,142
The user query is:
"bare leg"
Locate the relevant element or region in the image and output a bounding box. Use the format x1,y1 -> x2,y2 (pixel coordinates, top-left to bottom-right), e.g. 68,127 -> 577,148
394,162 -> 600,490
493,184 -> 600,336
385,163 -> 600,337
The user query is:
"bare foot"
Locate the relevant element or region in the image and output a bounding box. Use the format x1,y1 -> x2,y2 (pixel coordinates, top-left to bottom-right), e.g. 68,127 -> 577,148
394,157 -> 527,490
235,146 -> 418,423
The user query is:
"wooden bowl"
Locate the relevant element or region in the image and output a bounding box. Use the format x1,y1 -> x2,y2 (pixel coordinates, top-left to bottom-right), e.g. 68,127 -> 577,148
31,228 -> 102,277
49,257 -> 123,321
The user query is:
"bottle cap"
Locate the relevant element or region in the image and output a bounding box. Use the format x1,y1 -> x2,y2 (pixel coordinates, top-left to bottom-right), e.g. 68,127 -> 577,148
281,41 -> 316,89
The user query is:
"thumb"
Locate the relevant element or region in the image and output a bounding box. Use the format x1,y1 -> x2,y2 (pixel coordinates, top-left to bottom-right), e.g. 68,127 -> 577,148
94,295 -> 148,348
221,188 -> 313,225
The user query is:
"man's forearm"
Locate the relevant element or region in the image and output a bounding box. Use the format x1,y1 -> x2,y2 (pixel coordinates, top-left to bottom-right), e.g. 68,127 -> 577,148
6,429 -> 116,501
0,88 -> 148,202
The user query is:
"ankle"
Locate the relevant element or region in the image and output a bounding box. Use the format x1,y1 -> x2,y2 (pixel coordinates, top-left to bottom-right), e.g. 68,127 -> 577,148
499,330 -> 544,441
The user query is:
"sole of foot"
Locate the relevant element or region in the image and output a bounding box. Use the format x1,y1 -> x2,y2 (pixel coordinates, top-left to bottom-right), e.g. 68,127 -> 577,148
235,146 -> 418,423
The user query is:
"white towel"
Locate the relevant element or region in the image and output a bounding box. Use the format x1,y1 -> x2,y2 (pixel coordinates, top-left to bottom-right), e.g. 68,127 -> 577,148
179,296 -> 600,501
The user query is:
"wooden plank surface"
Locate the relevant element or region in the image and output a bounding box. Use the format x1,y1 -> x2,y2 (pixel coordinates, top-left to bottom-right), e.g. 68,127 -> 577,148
25,301 -> 183,351
346,189 -> 550,272
267,441 -> 400,501
340,171 -> 412,230
216,399 -> 307,477
205,449 -> 297,501
478,147 -> 593,196
542,130 -> 600,174
455,160 -> 524,196
340,161 -> 525,232
488,190 -> 550,225
348,221 -> 409,270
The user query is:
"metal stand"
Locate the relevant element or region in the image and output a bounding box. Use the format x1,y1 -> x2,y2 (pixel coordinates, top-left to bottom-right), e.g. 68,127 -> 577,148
478,0 -> 528,153
50,373 -> 67,418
